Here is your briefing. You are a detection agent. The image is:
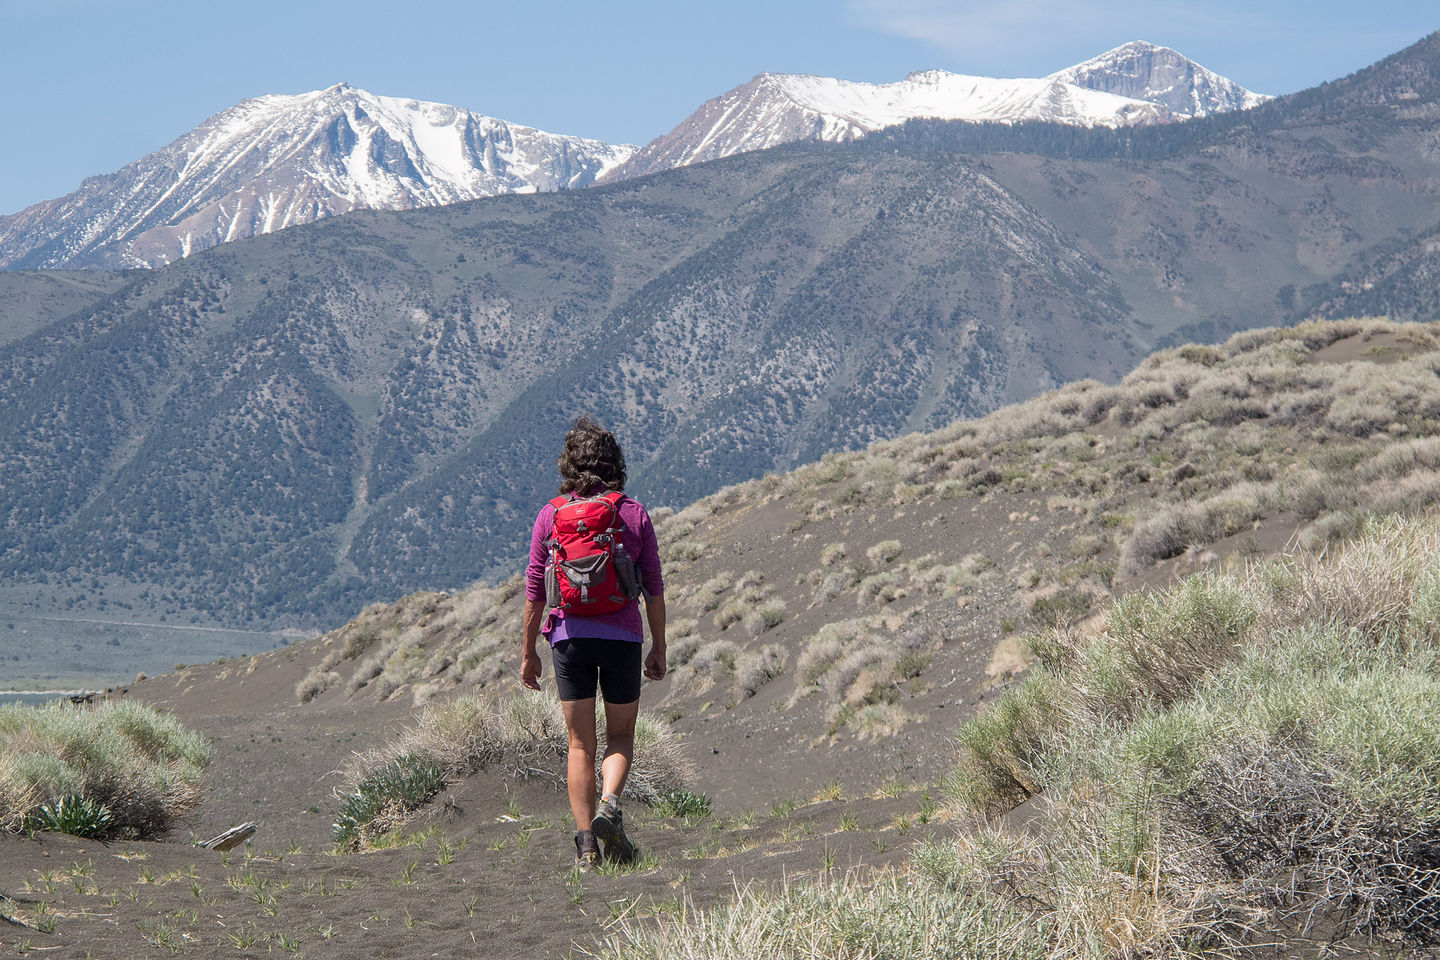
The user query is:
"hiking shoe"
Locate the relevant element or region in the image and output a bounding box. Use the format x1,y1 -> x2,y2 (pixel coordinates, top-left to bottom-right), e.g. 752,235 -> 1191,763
590,797 -> 635,864
574,830 -> 601,872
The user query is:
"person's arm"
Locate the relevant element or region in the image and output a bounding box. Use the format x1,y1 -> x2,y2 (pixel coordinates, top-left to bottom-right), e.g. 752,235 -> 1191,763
520,599 -> 545,689
643,593 -> 666,681
520,506 -> 554,690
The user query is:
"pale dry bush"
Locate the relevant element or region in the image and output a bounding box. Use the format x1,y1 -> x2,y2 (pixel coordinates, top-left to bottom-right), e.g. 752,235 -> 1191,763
411,682 -> 441,706
825,643 -> 889,700
1298,509 -> 1366,549
1117,503 -> 1209,574
695,575 -> 732,610
667,633 -> 702,668
1369,468 -> 1440,517
1359,435 -> 1440,483
687,639 -> 739,679
1119,478 -> 1290,576
865,539 -> 902,565
658,500 -> 715,542
1271,386 -> 1335,425
854,570 -> 903,606
854,701 -> 907,739
742,598 -> 786,636
347,647 -> 388,694
296,668 -> 341,704
734,645 -> 786,699
796,634 -> 847,685
1326,357 -> 1440,435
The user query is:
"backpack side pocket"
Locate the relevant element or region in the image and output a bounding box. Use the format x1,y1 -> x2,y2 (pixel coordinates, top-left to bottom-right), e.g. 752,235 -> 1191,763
614,545 -> 641,600
544,559 -> 563,608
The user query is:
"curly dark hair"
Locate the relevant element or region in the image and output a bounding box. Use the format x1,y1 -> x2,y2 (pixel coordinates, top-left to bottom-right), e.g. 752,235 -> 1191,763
557,415 -> 627,494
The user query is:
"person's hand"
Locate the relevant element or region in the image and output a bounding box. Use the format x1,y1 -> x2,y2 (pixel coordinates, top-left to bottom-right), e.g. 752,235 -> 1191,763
520,651 -> 543,690
644,645 -> 667,682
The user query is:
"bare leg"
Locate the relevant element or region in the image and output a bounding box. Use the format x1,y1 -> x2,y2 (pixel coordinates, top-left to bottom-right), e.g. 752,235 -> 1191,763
561,698 -> 598,830
600,698 -> 639,800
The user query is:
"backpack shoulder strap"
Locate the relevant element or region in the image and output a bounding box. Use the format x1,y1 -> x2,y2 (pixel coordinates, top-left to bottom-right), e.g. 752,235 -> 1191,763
548,495 -> 571,510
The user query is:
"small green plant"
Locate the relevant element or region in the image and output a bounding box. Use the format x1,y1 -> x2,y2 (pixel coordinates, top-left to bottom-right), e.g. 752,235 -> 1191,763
596,848 -> 660,875
27,794 -> 115,839
651,790 -> 712,819
394,859 -> 420,886
139,919 -> 180,950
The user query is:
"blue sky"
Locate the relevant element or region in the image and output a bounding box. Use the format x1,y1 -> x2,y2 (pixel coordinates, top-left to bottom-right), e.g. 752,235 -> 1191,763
0,0 -> 1434,216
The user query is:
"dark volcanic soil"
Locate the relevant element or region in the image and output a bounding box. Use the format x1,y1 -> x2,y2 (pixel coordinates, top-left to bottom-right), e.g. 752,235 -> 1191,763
0,614 -> 967,960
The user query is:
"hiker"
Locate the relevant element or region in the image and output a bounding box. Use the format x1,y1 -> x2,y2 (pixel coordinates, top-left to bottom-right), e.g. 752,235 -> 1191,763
520,415 -> 667,870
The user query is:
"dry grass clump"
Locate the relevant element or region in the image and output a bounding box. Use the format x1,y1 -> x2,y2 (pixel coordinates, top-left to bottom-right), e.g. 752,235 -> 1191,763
713,571 -> 778,632
944,513 -> 1440,951
337,691 -> 694,847
0,700 -> 210,838
793,619 -> 866,686
588,868 -> 1049,960
818,623 -> 936,735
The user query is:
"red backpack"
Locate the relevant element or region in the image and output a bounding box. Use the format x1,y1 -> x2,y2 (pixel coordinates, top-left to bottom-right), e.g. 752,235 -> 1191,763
544,491 -> 640,615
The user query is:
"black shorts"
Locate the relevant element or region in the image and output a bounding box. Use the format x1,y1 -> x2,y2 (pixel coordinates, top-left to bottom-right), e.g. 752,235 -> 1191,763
552,637 -> 643,704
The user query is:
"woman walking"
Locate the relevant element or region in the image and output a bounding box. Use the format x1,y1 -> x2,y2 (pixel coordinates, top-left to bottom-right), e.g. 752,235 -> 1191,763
520,416 -> 667,869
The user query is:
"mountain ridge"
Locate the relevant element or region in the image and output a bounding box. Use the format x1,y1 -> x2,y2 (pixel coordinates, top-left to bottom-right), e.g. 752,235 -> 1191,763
600,41 -> 1267,182
0,42 -> 1265,270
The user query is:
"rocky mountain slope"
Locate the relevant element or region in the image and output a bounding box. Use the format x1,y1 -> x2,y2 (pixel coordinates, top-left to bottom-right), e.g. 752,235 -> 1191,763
601,41 -> 1266,181
0,33 -> 1437,638
0,83 -> 635,270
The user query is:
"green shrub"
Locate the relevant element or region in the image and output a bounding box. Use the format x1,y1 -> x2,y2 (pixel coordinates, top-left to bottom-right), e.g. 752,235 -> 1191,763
1029,590 -> 1091,627
332,754 -> 445,849
948,672 -> 1066,817
943,514 -> 1440,949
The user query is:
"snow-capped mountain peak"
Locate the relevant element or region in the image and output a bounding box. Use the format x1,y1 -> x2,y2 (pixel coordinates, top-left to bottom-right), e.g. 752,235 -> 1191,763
0,85 -> 636,269
1048,41 -> 1271,117
601,43 -> 1266,183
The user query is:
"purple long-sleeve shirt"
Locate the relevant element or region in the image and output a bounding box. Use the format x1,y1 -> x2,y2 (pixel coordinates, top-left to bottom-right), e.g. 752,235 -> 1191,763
525,489 -> 664,645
